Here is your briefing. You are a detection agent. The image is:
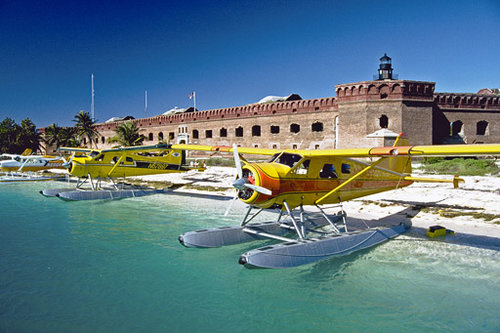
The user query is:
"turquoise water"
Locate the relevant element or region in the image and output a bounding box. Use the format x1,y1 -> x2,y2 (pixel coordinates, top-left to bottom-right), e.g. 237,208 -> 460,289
1,182 -> 499,332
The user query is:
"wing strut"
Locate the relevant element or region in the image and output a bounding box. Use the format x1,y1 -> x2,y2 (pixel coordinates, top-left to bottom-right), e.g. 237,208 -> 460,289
315,157 -> 386,205
17,157 -> 30,172
107,154 -> 126,177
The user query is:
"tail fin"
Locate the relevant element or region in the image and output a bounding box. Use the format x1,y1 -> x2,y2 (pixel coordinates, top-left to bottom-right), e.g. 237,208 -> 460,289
21,148 -> 32,156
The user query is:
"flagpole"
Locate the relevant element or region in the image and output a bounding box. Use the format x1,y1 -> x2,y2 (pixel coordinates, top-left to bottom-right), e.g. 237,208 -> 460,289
91,74 -> 95,121
193,91 -> 196,111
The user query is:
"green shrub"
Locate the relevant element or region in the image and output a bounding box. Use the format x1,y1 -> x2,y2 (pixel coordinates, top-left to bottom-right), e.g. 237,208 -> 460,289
421,157 -> 499,176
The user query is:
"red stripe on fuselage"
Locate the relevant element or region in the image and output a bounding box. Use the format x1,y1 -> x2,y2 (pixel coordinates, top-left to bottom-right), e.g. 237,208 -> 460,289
250,164 -> 412,205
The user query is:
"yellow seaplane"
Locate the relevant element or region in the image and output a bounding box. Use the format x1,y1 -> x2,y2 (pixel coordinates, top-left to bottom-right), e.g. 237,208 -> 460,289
41,143 -> 204,200
176,134 -> 500,268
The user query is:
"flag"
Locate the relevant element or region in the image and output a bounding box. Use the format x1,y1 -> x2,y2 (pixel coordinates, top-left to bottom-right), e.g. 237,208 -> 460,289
189,91 -> 195,99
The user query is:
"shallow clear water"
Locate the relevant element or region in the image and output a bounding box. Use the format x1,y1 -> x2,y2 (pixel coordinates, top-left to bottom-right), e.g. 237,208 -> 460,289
1,182 -> 499,332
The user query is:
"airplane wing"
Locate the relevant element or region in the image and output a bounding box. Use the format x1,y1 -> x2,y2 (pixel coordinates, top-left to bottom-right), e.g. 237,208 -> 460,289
59,147 -> 94,153
59,144 -> 172,154
100,143 -> 172,153
171,144 -> 279,156
172,143 -> 500,158
298,144 -> 500,158
60,143 -> 500,159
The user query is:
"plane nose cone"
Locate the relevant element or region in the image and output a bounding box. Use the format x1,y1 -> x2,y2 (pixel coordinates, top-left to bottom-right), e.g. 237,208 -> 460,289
232,177 -> 246,191
178,235 -> 184,245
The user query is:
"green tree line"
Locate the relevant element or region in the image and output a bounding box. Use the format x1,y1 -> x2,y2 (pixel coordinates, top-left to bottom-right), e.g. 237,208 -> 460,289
0,118 -> 41,154
1,111 -> 145,154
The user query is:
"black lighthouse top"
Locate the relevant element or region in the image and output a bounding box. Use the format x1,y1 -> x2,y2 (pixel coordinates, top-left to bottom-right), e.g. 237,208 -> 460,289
377,53 -> 393,80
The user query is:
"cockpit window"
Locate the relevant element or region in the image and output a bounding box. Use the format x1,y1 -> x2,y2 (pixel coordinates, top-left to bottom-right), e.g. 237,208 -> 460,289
95,154 -> 105,161
269,153 -> 280,163
341,163 -> 351,174
293,159 -> 310,175
271,153 -> 303,168
320,163 -> 338,179
89,151 -> 100,158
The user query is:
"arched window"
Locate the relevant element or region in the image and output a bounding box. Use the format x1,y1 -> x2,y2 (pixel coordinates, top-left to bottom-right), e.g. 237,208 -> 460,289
379,115 -> 388,128
192,129 -> 199,139
477,121 -> 488,135
252,125 -> 261,137
290,123 -> 300,133
220,128 -> 227,137
158,132 -> 164,141
101,136 -> 105,144
169,132 -> 175,140
270,125 -> 280,134
205,130 -> 212,138
235,126 -> 243,137
311,122 -> 323,132
148,133 -> 153,141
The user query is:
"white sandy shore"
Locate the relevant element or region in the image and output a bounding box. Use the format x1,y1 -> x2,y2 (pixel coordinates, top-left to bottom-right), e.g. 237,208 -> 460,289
131,166 -> 500,239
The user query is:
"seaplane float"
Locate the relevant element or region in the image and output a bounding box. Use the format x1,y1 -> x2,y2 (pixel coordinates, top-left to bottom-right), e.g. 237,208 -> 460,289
176,134 -> 500,268
40,143 -> 205,200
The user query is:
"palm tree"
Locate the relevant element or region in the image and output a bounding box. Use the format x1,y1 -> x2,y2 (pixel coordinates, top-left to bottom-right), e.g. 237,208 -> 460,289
44,123 -> 64,150
107,121 -> 145,147
17,118 -> 41,153
45,124 -> 81,150
0,117 -> 21,153
74,110 -> 99,148
60,127 -> 81,147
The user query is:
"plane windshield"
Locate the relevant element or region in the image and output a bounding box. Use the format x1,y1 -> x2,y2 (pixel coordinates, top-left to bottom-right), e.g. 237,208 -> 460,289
89,151 -> 100,158
271,153 -> 303,168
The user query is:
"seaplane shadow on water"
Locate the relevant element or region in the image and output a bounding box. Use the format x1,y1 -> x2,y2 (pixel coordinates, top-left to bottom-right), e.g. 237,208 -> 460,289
175,133 -> 500,269
40,144 -> 205,201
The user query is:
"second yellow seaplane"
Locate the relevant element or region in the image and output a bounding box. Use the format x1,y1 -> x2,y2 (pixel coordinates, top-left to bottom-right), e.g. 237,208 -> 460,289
176,134 -> 500,268
41,143 -> 204,200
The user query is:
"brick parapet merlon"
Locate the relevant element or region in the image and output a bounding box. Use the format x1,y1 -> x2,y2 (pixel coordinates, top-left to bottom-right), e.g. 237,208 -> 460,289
94,97 -> 338,130
335,80 -> 435,102
434,93 -> 500,111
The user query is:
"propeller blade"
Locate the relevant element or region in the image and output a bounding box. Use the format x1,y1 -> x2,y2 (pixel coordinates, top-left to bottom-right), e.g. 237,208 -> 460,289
233,144 -> 242,179
224,194 -> 239,216
244,184 -> 272,196
63,152 -> 75,168
232,177 -> 247,191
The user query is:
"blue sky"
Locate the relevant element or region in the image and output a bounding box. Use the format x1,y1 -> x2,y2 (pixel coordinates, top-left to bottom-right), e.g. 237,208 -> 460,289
1,0 -> 499,127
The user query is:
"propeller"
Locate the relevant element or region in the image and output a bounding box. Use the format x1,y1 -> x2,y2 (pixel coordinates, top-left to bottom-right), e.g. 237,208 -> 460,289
224,144 -> 272,216
233,143 -> 243,179
231,144 -> 271,195
62,152 -> 75,169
